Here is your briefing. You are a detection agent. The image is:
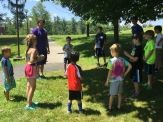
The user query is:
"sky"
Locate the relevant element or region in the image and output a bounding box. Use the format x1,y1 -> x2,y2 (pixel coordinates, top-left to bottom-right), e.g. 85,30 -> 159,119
0,0 -> 162,25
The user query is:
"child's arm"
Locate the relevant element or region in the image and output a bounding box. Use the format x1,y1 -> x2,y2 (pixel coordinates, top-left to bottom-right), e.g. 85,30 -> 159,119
124,51 -> 138,62
3,66 -> 10,83
124,63 -> 132,78
105,70 -> 112,86
143,50 -> 154,62
157,37 -> 163,46
30,49 -> 38,63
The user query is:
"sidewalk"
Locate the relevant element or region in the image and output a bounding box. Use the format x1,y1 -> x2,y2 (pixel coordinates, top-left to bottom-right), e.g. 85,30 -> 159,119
0,41 -> 64,80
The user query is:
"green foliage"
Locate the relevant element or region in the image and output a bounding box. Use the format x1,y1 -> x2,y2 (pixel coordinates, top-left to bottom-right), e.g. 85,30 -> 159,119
31,2 -> 53,34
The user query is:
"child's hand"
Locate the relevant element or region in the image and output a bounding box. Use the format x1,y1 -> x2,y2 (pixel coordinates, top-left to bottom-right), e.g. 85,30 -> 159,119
105,81 -> 109,87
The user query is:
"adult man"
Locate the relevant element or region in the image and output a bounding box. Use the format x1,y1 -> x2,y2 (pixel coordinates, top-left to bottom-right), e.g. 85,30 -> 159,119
131,16 -> 144,42
32,19 -> 50,78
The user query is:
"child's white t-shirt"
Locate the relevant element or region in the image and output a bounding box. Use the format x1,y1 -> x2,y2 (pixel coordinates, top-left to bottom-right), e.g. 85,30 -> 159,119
156,33 -> 163,49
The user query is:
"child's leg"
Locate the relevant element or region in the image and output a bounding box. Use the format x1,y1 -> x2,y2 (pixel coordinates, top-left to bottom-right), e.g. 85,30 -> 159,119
67,100 -> 72,112
117,94 -> 122,109
27,78 -> 36,106
26,79 -> 30,97
77,100 -> 82,112
4,91 -> 9,101
134,82 -> 139,95
109,95 -> 114,109
148,75 -> 153,87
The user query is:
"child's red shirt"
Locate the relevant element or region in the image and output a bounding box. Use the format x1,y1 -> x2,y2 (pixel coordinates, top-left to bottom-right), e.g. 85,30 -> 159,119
65,63 -> 82,91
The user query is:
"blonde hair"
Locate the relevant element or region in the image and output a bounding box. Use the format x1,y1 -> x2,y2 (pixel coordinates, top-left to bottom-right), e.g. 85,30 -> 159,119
1,46 -> 11,55
110,43 -> 121,55
24,34 -> 37,56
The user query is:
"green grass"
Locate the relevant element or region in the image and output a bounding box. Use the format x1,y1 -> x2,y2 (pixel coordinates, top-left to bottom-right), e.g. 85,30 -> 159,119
0,27 -> 163,121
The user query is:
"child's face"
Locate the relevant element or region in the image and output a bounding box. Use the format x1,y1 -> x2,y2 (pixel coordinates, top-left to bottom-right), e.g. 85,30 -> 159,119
38,21 -> 44,28
66,39 -> 71,44
154,29 -> 159,34
131,19 -> 137,25
132,38 -> 139,45
4,50 -> 11,58
144,34 -> 151,40
110,50 -> 118,57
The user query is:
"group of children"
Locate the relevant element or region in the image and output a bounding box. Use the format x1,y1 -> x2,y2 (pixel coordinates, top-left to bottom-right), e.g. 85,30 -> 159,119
1,25 -> 163,113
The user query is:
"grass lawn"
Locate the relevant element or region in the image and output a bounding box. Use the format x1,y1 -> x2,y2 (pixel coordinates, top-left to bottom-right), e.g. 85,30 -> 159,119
0,28 -> 163,122
0,30 -> 163,121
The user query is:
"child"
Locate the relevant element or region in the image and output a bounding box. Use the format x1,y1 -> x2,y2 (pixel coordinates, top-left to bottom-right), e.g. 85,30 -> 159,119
144,30 -> 156,89
105,44 -> 132,111
94,27 -> 107,67
65,51 -> 83,114
124,36 -> 143,97
24,34 -> 45,110
154,25 -> 163,71
63,36 -> 73,72
1,46 -> 16,101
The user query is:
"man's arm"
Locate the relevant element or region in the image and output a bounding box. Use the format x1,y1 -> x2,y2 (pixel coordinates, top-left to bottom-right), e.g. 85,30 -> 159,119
124,51 -> 138,62
157,37 -> 163,46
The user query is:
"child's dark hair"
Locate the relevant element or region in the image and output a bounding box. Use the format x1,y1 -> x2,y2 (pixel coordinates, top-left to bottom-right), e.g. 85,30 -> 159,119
132,35 -> 141,41
1,46 -> 11,55
144,30 -> 155,38
37,19 -> 45,24
66,36 -> 72,41
154,25 -> 162,32
98,26 -> 103,31
131,16 -> 138,21
70,51 -> 80,63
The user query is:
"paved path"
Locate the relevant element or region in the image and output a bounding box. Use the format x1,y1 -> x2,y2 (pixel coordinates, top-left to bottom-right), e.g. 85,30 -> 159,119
0,41 -> 64,81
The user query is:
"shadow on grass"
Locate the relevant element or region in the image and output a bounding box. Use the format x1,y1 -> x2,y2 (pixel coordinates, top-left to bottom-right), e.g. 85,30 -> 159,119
44,75 -> 65,80
73,108 -> 101,115
12,95 -> 27,102
38,102 -> 62,109
82,67 -> 163,121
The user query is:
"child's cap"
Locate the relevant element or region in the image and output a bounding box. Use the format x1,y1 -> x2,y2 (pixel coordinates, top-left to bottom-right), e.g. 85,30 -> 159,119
1,46 -> 11,55
154,25 -> 162,32
144,30 -> 155,38
70,51 -> 80,62
110,43 -> 121,54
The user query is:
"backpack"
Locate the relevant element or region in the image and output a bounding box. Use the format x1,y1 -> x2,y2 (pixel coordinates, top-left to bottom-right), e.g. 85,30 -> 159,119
112,58 -> 125,77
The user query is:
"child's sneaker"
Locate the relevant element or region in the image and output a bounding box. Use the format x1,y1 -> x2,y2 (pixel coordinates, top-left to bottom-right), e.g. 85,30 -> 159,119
32,102 -> 38,108
25,105 -> 36,110
67,110 -> 72,114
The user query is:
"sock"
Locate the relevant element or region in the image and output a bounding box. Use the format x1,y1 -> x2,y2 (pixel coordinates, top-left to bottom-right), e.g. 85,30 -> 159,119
67,102 -> 72,112
78,103 -> 82,112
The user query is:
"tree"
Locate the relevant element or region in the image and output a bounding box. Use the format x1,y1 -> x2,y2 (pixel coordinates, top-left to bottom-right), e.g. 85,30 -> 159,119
71,17 -> 77,34
31,2 -> 52,34
57,0 -> 163,42
79,19 -> 86,34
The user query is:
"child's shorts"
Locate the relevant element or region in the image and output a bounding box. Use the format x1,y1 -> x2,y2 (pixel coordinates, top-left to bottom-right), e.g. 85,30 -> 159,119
109,81 -> 123,96
131,69 -> 142,83
95,48 -> 105,57
25,64 -> 37,79
69,90 -> 82,100
144,63 -> 155,75
64,57 -> 71,64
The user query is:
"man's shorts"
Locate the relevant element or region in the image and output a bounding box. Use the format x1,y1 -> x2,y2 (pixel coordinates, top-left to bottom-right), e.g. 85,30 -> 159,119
95,48 -> 105,57
131,69 -> 142,83
109,81 -> 123,96
64,57 -> 71,64
144,63 -> 155,75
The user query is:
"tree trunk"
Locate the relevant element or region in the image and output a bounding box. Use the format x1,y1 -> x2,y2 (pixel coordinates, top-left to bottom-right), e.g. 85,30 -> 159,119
112,19 -> 119,42
86,23 -> 89,37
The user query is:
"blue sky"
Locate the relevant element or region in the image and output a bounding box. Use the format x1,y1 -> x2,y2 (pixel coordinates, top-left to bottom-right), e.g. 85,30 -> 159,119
0,0 -> 162,25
